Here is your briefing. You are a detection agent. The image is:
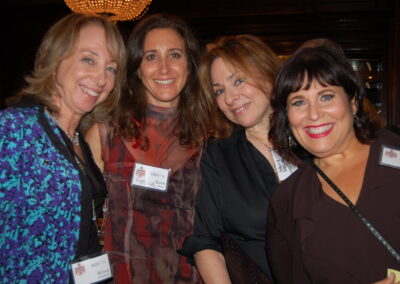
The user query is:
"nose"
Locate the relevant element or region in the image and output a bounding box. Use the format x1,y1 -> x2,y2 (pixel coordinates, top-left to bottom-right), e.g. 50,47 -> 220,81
96,68 -> 107,87
159,57 -> 170,74
308,101 -> 321,121
224,87 -> 239,106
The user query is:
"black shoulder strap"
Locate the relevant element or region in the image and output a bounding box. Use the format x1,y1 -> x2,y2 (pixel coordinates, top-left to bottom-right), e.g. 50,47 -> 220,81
311,162 -> 400,264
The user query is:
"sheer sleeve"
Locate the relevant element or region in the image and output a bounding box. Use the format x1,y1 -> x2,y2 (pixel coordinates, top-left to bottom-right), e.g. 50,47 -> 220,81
178,147 -> 224,263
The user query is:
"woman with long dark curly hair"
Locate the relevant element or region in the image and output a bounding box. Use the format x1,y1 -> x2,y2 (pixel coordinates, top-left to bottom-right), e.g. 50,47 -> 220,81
86,13 -> 209,283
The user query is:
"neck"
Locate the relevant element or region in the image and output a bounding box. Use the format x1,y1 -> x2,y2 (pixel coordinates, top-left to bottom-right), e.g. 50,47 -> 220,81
245,127 -> 273,150
314,139 -> 369,169
57,115 -> 80,137
50,96 -> 82,136
46,108 -> 81,145
245,112 -> 272,144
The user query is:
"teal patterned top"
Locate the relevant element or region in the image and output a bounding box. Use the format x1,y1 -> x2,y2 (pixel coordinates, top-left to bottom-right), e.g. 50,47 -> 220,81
0,103 -> 82,283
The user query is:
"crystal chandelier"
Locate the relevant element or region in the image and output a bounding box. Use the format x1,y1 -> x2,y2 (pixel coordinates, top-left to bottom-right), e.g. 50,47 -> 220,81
64,0 -> 152,22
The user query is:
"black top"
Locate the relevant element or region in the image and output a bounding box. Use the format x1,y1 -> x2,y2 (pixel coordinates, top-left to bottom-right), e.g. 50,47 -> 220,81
267,129 -> 400,284
35,101 -> 107,259
179,127 -> 279,277
66,132 -> 106,259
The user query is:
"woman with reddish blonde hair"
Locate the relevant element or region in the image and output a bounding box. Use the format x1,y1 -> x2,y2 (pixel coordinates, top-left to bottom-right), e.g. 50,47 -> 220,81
179,34 -> 296,283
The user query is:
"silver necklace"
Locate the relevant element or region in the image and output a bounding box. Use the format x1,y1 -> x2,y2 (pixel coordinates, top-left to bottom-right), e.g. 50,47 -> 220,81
247,132 -> 273,152
45,108 -> 80,145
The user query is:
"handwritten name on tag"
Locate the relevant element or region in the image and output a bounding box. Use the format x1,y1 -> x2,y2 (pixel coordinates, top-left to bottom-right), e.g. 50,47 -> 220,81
131,163 -> 171,191
71,253 -> 112,284
271,150 -> 298,182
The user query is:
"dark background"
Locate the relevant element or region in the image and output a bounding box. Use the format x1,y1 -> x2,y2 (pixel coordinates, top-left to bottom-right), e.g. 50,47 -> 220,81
2,0 -> 400,126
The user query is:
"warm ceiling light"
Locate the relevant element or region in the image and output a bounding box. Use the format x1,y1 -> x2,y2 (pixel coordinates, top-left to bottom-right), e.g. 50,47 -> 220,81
64,0 -> 152,22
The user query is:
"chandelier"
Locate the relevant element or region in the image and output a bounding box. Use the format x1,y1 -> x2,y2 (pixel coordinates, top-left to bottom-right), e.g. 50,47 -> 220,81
64,0 -> 152,22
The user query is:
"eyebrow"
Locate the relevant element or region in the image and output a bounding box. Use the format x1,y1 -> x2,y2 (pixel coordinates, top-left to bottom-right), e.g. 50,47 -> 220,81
211,72 -> 236,88
289,87 -> 336,99
316,88 -> 335,95
82,49 -> 99,57
143,47 -> 184,54
82,49 -> 117,65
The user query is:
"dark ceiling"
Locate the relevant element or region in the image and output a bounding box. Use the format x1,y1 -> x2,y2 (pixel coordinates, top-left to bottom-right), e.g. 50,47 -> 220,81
4,0 -> 394,55
2,0 -> 399,124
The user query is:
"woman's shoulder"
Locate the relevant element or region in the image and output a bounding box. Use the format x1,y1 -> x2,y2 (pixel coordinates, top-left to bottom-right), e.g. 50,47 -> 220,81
377,128 -> 400,146
201,131 -> 241,165
0,106 -> 43,157
205,127 -> 243,149
0,105 -> 39,128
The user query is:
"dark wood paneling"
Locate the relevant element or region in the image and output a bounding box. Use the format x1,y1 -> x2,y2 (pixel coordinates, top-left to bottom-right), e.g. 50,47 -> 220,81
2,0 -> 398,124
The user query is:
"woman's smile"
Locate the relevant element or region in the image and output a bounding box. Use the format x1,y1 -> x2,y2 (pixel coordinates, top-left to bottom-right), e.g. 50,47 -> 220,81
304,123 -> 334,138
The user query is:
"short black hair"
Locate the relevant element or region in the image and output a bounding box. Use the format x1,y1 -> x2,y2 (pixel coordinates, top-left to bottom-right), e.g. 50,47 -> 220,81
269,45 -> 379,164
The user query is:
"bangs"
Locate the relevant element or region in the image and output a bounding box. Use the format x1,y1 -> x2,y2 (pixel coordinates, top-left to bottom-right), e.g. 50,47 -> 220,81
282,50 -> 343,95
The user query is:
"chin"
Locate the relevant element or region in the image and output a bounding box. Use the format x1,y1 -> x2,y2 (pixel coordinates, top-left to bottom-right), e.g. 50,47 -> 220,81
309,149 -> 334,159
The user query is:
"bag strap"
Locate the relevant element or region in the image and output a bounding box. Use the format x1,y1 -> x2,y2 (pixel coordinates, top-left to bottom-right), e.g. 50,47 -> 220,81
311,162 -> 400,263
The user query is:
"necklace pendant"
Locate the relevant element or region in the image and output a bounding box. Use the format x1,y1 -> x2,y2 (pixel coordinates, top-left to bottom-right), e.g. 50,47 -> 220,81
70,132 -> 80,146
45,107 -> 80,146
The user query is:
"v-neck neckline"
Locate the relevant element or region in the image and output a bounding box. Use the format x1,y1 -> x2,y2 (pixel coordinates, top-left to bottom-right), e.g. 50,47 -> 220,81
314,143 -> 375,209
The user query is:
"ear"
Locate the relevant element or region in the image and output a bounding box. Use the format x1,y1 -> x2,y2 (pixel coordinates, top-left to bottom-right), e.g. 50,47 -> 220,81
137,69 -> 142,79
263,81 -> 273,97
265,81 -> 273,92
351,97 -> 358,115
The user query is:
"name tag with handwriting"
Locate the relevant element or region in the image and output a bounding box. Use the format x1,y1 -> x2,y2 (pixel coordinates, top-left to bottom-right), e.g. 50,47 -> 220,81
131,163 -> 171,191
71,253 -> 112,284
271,150 -> 298,182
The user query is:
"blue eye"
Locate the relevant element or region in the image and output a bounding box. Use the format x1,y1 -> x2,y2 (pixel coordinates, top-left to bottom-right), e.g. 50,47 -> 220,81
83,57 -> 94,64
234,78 -> 243,86
106,66 -> 117,74
291,100 -> 305,107
321,94 -> 334,101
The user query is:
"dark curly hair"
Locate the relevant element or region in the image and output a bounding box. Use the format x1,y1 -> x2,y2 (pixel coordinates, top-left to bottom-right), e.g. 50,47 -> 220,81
113,13 -> 208,150
269,45 -> 380,165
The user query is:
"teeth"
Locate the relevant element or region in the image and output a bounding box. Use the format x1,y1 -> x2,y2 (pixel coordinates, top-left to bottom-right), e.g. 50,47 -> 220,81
306,124 -> 332,134
81,86 -> 99,97
233,104 -> 248,113
155,79 -> 174,84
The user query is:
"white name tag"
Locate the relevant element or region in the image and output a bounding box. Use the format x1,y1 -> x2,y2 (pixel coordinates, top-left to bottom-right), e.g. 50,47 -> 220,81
131,163 -> 171,191
379,145 -> 400,169
271,150 -> 298,182
71,253 -> 112,284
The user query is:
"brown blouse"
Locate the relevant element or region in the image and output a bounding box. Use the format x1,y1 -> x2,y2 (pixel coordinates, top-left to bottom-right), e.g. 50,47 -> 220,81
267,129 -> 400,284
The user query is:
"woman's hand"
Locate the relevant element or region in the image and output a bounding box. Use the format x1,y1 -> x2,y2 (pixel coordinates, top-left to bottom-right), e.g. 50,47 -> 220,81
373,273 -> 400,284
